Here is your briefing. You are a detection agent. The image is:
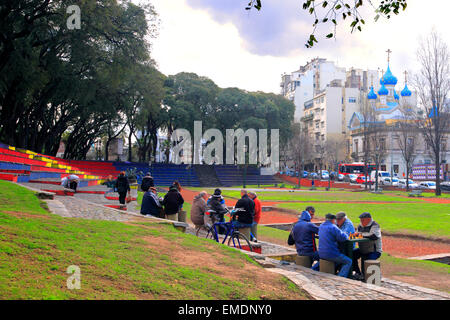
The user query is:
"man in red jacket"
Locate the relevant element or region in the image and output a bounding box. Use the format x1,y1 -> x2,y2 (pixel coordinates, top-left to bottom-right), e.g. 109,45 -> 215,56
248,192 -> 261,242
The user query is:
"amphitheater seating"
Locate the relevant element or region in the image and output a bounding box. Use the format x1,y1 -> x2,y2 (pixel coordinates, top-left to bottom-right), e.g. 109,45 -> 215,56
214,165 -> 277,187
0,143 -> 278,188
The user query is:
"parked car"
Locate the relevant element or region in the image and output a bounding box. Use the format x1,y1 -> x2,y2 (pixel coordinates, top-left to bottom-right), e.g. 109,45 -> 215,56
337,173 -> 344,181
441,182 -> 450,191
344,174 -> 359,183
321,170 -> 330,180
303,171 -> 308,178
309,172 -> 319,179
419,181 -> 436,190
398,179 -> 419,189
381,177 -> 399,186
356,176 -> 374,185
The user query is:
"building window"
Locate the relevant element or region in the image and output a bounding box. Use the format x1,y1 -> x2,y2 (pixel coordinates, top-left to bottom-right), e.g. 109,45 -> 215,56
354,140 -> 359,154
349,97 -> 356,103
394,165 -> 399,173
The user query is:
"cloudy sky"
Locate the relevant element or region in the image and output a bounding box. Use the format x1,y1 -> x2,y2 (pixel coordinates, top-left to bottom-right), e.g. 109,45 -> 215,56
150,0 -> 450,93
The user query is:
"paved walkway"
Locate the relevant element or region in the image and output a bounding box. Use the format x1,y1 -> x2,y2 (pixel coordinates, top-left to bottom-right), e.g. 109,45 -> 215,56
20,182 -> 450,300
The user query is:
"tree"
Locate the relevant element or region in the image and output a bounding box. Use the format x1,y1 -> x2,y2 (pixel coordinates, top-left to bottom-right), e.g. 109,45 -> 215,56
289,123 -> 312,188
245,0 -> 408,47
396,104 -> 417,191
412,30 -> 450,196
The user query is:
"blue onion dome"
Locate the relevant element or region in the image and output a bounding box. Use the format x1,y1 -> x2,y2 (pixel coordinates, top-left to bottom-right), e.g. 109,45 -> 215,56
394,89 -> 400,100
401,83 -> 412,97
378,83 -> 388,96
367,86 -> 377,100
380,65 -> 398,85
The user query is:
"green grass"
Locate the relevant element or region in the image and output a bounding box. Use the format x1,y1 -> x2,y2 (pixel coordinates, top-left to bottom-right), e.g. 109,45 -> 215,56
277,202 -> 450,238
0,181 -> 307,300
381,253 -> 450,275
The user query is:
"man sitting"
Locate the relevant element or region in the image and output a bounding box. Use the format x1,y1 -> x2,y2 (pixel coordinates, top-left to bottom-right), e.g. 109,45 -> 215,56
206,188 -> 229,234
353,212 -> 382,278
288,206 -> 320,270
190,191 -> 208,231
61,174 -> 79,192
318,213 -> 352,278
141,172 -> 154,192
140,187 -> 162,217
162,185 -> 184,221
232,190 -> 254,237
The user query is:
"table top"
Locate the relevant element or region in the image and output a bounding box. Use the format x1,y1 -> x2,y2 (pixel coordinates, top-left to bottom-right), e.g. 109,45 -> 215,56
346,238 -> 370,243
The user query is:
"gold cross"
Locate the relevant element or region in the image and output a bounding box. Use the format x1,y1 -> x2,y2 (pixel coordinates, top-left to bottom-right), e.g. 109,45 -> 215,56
404,70 -> 408,84
386,49 -> 392,64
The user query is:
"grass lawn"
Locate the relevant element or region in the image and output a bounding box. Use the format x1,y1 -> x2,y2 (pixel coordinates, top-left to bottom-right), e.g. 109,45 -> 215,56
277,202 -> 450,239
0,181 -> 309,300
215,190 -> 426,202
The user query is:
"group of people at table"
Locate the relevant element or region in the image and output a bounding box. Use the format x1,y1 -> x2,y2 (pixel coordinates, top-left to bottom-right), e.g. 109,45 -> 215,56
288,207 -> 382,280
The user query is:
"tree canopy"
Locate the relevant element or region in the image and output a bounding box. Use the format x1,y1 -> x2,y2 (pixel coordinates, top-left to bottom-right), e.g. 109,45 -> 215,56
245,0 -> 408,48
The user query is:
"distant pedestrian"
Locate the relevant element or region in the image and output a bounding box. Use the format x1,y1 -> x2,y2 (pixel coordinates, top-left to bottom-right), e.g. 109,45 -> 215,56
115,171 -> 131,206
248,191 -> 261,241
141,172 -> 154,192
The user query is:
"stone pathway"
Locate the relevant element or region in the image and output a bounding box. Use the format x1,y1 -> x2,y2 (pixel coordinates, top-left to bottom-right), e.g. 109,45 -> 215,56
20,182 -> 450,300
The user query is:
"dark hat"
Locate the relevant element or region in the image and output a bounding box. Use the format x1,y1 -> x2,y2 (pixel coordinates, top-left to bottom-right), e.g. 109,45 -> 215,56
214,188 -> 222,196
325,213 -> 336,220
359,212 -> 372,219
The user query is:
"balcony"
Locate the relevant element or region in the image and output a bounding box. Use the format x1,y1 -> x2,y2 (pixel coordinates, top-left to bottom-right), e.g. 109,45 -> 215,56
301,114 -> 314,122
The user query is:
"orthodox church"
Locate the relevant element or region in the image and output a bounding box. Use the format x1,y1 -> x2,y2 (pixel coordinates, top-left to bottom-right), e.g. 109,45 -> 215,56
348,50 -> 415,130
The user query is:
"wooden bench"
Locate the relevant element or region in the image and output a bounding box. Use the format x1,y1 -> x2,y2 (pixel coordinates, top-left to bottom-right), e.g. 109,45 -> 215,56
408,189 -> 424,197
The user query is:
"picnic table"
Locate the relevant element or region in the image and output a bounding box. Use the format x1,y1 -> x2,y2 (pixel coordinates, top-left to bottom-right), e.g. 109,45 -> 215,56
343,238 -> 370,277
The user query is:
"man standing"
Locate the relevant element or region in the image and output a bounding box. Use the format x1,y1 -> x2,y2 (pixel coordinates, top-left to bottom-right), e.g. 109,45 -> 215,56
318,214 -> 352,278
288,206 -> 320,271
141,172 -> 154,192
115,172 -> 131,206
353,212 -> 382,277
190,191 -> 208,230
162,185 -> 184,221
248,192 -> 261,241
140,187 -> 162,217
232,190 -> 254,237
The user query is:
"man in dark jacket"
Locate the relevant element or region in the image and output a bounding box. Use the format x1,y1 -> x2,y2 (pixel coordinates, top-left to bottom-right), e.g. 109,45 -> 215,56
162,185 -> 184,221
318,214 -> 352,278
288,206 -> 319,270
207,188 -> 229,234
141,173 -> 154,192
115,172 -> 130,205
232,189 -> 254,229
140,187 -> 162,217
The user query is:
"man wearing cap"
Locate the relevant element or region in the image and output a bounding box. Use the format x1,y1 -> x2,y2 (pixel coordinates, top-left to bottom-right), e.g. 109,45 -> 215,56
287,206 -> 320,271
318,214 -> 352,278
140,187 -> 162,217
206,188 -> 229,234
336,212 -> 356,249
353,212 -> 382,277
248,192 -> 261,241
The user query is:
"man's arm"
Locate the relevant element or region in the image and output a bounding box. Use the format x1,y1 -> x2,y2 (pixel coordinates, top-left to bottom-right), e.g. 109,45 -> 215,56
361,223 -> 381,240
335,226 -> 349,242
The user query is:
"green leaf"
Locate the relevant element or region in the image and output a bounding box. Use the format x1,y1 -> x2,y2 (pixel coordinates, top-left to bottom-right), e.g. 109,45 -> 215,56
326,33 -> 333,38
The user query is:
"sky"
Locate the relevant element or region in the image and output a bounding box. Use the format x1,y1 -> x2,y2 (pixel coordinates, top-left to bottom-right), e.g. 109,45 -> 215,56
149,0 -> 450,94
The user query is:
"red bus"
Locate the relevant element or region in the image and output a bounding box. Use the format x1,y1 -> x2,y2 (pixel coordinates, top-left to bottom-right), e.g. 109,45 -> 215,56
338,163 -> 377,176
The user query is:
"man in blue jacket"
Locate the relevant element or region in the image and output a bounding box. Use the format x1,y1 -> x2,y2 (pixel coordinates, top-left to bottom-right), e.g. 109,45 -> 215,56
318,213 -> 352,278
140,187 -> 162,217
288,206 -> 320,271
